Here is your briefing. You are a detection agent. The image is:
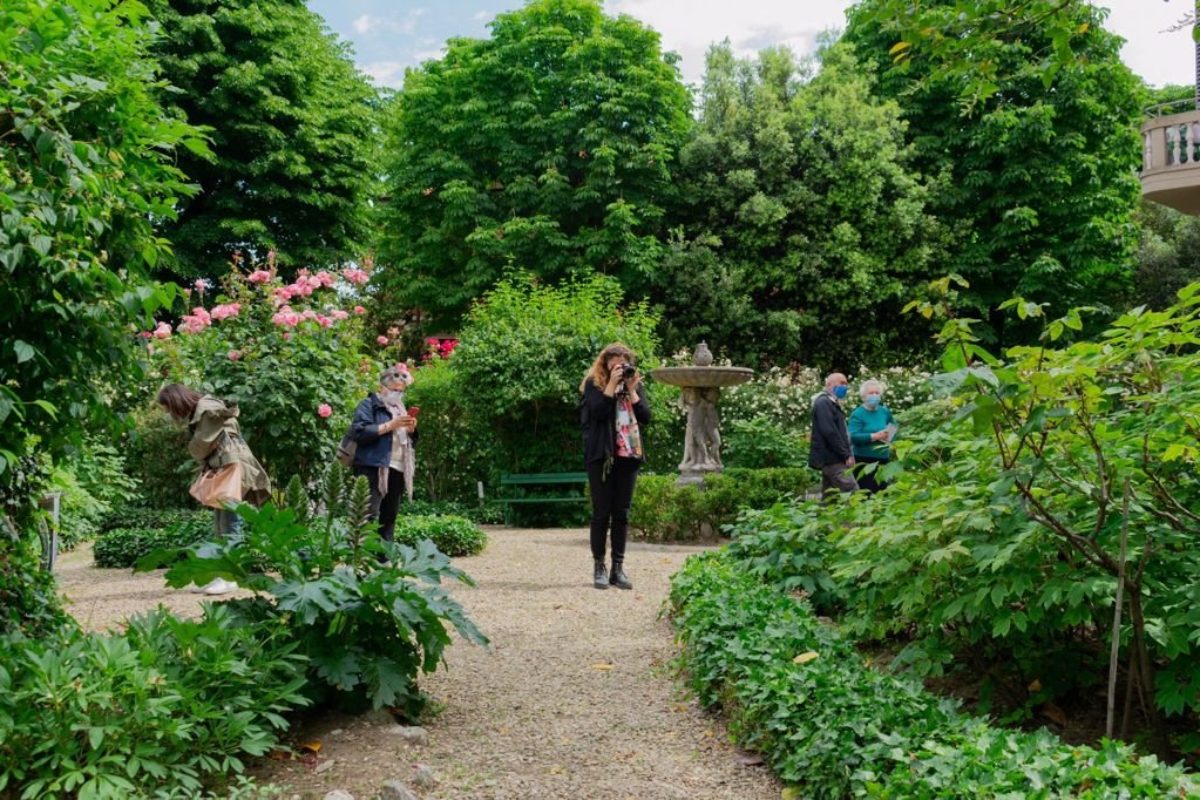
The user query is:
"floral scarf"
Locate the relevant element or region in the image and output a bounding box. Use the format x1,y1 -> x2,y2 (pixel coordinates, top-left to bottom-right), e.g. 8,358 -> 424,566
614,395 -> 643,459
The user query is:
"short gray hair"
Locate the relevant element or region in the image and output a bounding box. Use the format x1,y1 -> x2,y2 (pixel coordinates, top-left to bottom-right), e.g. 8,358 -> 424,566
859,379 -> 884,399
379,366 -> 412,387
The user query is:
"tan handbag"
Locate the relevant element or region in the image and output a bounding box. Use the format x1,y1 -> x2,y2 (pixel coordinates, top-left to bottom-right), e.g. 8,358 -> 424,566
189,462 -> 244,509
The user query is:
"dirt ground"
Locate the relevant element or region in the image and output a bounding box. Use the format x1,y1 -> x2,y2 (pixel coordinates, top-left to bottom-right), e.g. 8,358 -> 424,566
57,528 -> 781,800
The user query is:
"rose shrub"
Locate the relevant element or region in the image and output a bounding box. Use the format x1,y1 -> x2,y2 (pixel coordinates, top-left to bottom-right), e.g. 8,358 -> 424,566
143,259 -> 377,485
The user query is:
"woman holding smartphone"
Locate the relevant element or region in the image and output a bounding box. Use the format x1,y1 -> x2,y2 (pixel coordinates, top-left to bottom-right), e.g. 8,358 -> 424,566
350,365 -> 418,548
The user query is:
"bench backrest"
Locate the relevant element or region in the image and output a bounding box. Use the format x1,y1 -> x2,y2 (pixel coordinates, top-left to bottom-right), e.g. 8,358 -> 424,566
500,472 -> 588,485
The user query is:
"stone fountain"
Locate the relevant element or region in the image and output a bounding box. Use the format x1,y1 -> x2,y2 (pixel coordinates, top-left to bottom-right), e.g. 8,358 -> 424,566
650,342 -> 753,487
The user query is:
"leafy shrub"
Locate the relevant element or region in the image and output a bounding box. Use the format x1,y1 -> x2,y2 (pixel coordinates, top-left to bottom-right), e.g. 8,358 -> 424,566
407,274 -> 661,515
0,457 -> 66,638
94,511 -> 212,569
0,606 -> 308,799
725,503 -> 843,614
392,515 -> 488,557
399,498 -> 506,525
120,405 -> 194,510
48,438 -> 140,550
668,552 -> 1197,799
138,465 -> 487,718
629,468 -> 810,541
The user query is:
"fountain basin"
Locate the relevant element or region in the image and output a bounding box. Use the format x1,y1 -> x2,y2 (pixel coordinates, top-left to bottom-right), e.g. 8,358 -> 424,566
650,366 -> 753,388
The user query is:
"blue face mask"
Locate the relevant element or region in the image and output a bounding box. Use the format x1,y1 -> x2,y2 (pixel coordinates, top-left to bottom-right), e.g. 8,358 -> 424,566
864,393 -> 881,409
833,385 -> 849,400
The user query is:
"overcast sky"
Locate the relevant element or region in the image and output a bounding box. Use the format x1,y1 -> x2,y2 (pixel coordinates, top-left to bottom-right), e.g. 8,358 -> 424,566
306,0 -> 1197,91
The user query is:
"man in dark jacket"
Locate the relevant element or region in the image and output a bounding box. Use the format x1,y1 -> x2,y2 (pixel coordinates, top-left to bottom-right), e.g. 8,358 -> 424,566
808,372 -> 859,499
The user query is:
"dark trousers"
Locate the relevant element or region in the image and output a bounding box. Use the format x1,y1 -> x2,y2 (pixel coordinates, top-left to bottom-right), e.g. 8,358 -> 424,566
586,457 -> 640,563
855,456 -> 890,494
354,465 -> 404,542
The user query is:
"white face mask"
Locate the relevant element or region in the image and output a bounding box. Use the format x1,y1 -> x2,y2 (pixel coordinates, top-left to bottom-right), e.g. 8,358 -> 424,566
382,389 -> 405,404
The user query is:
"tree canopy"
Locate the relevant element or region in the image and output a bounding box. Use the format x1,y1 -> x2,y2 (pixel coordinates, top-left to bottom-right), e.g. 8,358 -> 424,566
147,0 -> 378,277
375,0 -> 691,331
844,0 -> 1144,344
660,42 -> 945,367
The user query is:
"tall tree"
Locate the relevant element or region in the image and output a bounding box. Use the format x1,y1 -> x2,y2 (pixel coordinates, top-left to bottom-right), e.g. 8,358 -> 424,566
661,42 -> 945,366
147,0 -> 378,276
376,0 -> 691,331
1,0 -> 202,633
843,0 -> 1144,344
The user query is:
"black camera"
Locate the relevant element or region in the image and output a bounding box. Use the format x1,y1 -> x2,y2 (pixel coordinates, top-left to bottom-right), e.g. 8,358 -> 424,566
619,363 -> 636,379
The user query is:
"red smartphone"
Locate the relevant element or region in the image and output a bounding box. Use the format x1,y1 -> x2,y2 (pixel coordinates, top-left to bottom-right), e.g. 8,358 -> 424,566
408,406 -> 420,417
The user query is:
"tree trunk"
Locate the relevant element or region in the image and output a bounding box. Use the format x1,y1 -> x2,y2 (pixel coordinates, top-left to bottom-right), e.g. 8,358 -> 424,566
1128,588 -> 1172,759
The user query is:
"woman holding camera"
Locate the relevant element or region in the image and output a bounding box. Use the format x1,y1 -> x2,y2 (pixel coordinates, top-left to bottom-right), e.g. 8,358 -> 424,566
580,343 -> 651,590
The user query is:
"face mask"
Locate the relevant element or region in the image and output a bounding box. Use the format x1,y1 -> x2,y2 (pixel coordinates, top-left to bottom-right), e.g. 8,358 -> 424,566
833,385 -> 849,400
383,389 -> 405,404
864,393 -> 881,409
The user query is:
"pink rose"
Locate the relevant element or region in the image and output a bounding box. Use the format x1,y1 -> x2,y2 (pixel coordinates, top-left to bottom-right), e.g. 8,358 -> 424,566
317,315 -> 332,328
331,309 -> 349,321
376,335 -> 389,346
194,279 -> 211,293
317,403 -> 333,418
315,270 -> 336,288
247,270 -> 271,284
152,322 -> 172,340
342,267 -> 370,285
211,303 -> 241,321
227,350 -> 242,361
354,305 -> 366,315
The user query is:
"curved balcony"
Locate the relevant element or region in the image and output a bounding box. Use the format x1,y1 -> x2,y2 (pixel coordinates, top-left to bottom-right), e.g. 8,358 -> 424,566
1141,100 -> 1200,216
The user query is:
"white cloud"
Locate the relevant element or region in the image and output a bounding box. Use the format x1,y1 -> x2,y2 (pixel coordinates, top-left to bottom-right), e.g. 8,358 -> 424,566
413,47 -> 447,62
361,60 -> 408,89
352,14 -> 375,35
473,10 -> 490,21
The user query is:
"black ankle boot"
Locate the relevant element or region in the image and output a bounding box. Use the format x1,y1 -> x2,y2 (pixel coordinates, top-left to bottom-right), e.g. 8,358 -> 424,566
609,560 -> 632,590
593,559 -> 609,589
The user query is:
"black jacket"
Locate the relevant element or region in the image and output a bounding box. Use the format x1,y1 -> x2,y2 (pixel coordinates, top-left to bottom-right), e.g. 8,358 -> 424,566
808,392 -> 851,469
581,381 -> 651,465
350,393 -> 419,468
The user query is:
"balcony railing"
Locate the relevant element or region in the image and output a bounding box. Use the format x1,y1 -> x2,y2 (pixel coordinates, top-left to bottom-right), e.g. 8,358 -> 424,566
1141,99 -> 1200,216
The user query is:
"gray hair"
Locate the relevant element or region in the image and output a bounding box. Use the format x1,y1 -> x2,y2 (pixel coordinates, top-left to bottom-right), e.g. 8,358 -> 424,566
859,379 -> 884,399
379,366 -> 412,387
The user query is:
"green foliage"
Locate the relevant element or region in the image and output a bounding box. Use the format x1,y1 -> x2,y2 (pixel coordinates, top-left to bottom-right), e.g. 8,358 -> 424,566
1134,200 -> 1200,309
0,605 -> 308,799
399,498 -> 506,526
392,515 -> 488,558
718,280 -> 1200,748
408,275 -> 660,508
629,468 -> 809,542
93,511 -> 211,569
0,457 -> 65,638
843,1 -> 1144,343
49,438 -> 140,550
146,0 -> 378,276
664,42 -> 945,365
376,0 -> 691,330
145,266 -> 376,485
137,465 -> 487,717
0,0 -> 203,630
0,0 -> 202,481
120,405 -> 194,510
668,552 -> 1197,799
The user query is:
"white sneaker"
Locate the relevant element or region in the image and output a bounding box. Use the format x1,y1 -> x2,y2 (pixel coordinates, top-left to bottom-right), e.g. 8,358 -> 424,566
203,578 -> 237,596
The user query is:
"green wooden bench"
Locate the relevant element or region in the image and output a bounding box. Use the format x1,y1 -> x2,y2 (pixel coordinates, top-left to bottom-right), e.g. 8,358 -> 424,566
497,472 -> 589,525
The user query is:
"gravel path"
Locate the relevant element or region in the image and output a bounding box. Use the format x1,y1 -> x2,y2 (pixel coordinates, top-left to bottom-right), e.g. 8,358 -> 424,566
57,528 -> 780,800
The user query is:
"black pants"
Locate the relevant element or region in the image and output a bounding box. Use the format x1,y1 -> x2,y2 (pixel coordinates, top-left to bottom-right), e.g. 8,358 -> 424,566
586,457 -> 640,563
354,465 -> 404,542
855,456 -> 890,494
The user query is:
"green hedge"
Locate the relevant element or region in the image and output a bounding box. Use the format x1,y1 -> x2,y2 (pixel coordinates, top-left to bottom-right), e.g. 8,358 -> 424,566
392,515 -> 488,557
630,467 -> 811,541
93,510 -> 212,568
668,552 -> 1196,799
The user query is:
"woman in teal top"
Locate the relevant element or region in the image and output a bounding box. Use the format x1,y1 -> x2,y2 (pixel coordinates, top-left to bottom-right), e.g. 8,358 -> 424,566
848,379 -> 897,493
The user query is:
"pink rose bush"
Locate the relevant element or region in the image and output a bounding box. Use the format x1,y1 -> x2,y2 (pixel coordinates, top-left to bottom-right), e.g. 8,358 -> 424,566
142,260 -> 378,483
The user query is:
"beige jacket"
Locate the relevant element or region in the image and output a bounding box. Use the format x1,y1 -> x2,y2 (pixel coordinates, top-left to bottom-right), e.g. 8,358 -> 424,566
188,395 -> 272,507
